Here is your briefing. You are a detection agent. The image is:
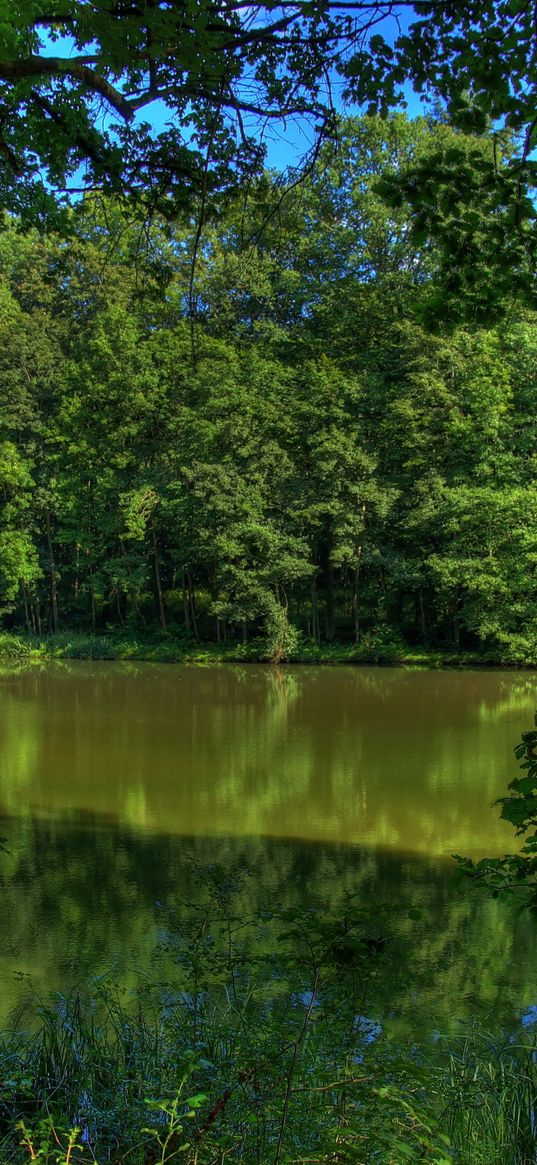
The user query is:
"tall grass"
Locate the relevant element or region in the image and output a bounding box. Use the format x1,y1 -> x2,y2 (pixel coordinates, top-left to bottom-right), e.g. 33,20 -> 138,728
0,882 -> 535,1163
0,634 -> 34,661
0,988 -> 535,1163
439,1033 -> 537,1165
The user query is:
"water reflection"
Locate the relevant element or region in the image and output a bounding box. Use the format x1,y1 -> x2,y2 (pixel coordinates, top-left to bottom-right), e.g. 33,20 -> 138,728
1,821 -> 536,1037
0,663 -> 536,1033
1,663 -> 535,854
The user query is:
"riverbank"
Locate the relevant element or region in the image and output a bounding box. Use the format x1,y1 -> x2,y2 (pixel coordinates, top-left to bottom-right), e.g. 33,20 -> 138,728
0,629 -> 533,668
0,936 -> 535,1165
2,992 -> 535,1165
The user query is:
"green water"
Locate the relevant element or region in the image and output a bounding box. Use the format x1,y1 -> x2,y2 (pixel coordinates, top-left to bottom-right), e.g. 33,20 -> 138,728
0,662 -> 536,1034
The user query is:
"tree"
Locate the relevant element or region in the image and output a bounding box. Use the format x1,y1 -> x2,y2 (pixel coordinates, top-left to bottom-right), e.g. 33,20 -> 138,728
0,2 -> 535,312
0,440 -> 40,614
197,115 -> 442,341
0,136 -> 535,652
0,0 -> 390,219
291,358 -> 390,643
160,342 -> 311,652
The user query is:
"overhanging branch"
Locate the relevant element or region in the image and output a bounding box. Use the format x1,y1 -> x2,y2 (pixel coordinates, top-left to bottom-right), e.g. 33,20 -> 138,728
0,57 -> 134,121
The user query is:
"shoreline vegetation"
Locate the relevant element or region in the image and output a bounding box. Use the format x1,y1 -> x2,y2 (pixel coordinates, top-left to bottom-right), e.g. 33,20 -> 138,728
0,895 -> 536,1165
0,630 -> 534,669
1,987 -> 536,1165
0,883 -> 536,1165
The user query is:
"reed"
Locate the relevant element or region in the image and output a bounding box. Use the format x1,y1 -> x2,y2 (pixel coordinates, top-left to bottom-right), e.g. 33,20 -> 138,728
0,982 -> 535,1164
438,1033 -> 537,1165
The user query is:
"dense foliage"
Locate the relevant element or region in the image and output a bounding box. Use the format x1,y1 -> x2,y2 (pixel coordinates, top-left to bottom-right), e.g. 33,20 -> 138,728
1,0 -> 536,320
0,115 -> 536,663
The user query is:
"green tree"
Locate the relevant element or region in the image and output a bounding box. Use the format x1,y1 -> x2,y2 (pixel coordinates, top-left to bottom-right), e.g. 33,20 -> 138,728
0,3 -> 535,312
0,440 -> 39,613
162,343 -> 311,652
0,128 -> 535,653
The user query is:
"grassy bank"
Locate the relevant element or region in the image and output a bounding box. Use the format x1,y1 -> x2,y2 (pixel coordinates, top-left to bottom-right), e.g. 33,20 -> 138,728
0,630 -> 532,668
2,992 -> 536,1165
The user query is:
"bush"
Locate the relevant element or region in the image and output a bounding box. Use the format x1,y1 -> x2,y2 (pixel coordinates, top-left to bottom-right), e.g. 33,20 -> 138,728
0,634 -> 33,661
261,602 -> 301,663
355,625 -> 407,664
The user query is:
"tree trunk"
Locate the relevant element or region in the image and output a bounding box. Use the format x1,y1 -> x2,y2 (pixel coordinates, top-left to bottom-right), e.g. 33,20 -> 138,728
453,586 -> 461,650
418,586 -> 427,645
187,573 -> 200,643
324,560 -> 335,642
115,589 -> 124,626
311,581 -> 320,644
151,527 -> 166,629
89,570 -> 96,631
453,614 -> 460,650
321,531 -> 335,641
182,569 -> 191,631
20,581 -> 32,633
352,543 -> 364,645
353,567 -> 360,644
44,507 -> 59,632
28,592 -> 37,634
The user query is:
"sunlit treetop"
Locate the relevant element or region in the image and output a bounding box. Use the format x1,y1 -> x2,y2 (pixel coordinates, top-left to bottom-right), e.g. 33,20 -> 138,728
0,1 -> 535,317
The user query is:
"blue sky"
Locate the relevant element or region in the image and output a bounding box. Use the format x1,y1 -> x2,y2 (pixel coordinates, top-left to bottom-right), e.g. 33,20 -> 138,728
41,10 -> 430,182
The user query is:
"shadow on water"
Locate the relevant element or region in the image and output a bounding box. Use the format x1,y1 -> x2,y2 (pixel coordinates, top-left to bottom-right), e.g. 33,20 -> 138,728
1,811 -> 537,1041
1,662 -> 537,1039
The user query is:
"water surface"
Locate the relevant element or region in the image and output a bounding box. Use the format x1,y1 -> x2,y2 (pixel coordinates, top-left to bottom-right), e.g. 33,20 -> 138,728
0,663 -> 536,1034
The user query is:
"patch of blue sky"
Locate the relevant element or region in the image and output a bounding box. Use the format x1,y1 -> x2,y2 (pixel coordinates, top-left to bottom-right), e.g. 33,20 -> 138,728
36,4 -> 433,191
521,1004 -> 537,1028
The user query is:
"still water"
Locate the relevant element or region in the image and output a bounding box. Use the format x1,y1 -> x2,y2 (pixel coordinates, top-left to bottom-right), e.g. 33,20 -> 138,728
0,662 -> 536,1034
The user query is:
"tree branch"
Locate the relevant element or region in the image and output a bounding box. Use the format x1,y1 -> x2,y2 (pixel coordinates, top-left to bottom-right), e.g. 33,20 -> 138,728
0,133 -> 21,174
0,57 -> 134,121
30,91 -> 115,176
127,81 -> 316,119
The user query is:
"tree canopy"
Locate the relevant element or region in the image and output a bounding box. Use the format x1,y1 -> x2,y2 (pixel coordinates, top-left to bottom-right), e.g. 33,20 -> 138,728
0,115 -> 535,660
0,2 -> 536,313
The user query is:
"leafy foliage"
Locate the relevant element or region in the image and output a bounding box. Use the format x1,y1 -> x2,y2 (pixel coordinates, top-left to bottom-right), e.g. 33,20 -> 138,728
0,2 -> 535,309
0,117 -> 535,660
456,715 -> 537,912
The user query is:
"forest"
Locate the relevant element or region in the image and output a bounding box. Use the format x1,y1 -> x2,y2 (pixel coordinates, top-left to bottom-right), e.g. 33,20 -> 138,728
2,1 -> 537,1160
1,115 -> 535,664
